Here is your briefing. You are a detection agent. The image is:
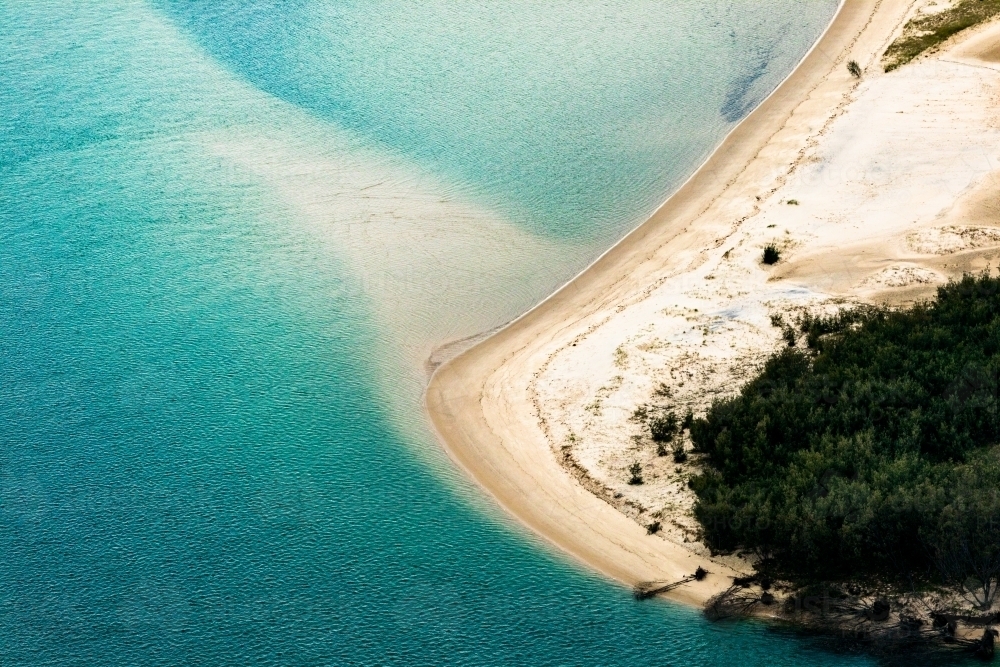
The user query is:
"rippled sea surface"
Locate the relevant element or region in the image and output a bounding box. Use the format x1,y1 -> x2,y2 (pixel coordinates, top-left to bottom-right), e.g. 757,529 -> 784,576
0,2 -> 890,664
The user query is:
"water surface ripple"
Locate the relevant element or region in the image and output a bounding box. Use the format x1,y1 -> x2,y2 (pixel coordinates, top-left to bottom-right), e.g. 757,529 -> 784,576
0,2 -> 885,665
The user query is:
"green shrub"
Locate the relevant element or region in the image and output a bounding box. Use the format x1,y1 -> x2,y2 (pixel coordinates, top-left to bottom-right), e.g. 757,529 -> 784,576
690,273 -> 1000,592
682,410 -> 694,431
762,244 -> 780,265
650,412 -> 679,442
782,325 -> 797,347
883,0 -> 1000,72
628,462 -> 644,485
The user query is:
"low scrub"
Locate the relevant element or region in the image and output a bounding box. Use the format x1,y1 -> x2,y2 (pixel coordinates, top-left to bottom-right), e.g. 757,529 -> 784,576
628,462 -> 644,485
883,0 -> 1000,72
762,244 -> 780,265
650,412 -> 679,443
690,273 -> 1000,606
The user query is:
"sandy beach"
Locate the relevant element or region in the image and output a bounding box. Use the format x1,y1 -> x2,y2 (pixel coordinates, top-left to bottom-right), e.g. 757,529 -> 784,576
426,0 -> 1000,607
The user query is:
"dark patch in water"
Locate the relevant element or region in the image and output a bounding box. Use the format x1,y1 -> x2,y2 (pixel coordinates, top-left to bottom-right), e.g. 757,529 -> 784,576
720,46 -> 775,122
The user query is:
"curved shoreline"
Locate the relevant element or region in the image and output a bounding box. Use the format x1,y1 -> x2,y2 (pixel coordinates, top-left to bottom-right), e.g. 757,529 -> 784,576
425,0 -> 910,606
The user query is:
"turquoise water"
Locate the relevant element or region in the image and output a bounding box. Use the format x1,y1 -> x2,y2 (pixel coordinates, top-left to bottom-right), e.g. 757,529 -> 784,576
156,0 -> 834,242
0,2 -> 888,665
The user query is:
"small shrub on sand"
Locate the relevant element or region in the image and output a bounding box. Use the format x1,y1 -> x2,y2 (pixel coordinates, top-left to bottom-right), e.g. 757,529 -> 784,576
672,445 -> 688,464
628,462 -> 644,485
846,59 -> 862,78
650,412 -> 679,443
647,521 -> 661,534
883,0 -> 1000,72
782,325 -> 797,347
762,244 -> 781,265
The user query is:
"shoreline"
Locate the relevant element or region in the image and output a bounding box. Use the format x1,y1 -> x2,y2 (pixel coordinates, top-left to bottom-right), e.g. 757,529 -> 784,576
425,0 -> 914,607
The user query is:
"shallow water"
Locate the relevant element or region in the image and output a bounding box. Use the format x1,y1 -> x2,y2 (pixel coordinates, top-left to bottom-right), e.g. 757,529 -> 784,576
0,1 -> 892,664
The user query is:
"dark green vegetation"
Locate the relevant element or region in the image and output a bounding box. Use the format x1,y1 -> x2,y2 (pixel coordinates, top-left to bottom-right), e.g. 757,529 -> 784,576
649,411 -> 689,461
650,412 -> 679,443
762,244 -> 781,265
690,274 -> 1000,607
628,461 -> 644,485
846,59 -> 862,78
883,0 -> 1000,72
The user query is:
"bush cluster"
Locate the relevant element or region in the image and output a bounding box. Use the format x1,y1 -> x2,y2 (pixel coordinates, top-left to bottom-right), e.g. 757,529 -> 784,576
762,245 -> 781,265
883,0 -> 1000,72
650,412 -> 679,443
690,274 -> 1000,603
